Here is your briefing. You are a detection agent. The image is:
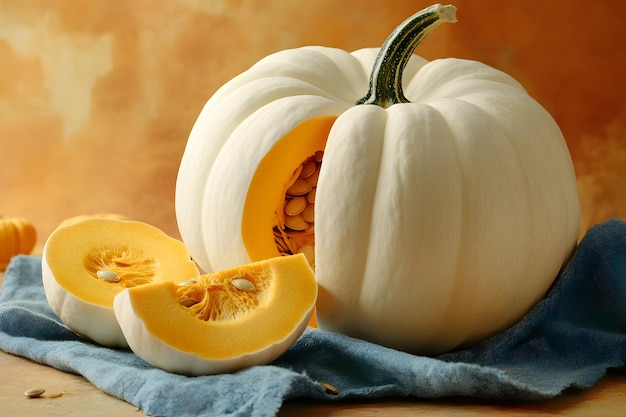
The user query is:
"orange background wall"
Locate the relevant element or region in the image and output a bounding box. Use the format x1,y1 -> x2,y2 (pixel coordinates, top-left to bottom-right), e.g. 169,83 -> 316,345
1,0 -> 624,246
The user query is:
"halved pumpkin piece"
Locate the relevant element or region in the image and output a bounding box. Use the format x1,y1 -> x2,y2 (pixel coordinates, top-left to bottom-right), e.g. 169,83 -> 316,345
55,212 -> 128,229
113,253 -> 316,375
42,218 -> 199,348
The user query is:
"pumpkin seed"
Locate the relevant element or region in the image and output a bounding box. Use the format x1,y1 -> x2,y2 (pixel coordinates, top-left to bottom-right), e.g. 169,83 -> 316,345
285,197 -> 307,216
285,214 -> 308,231
299,160 -> 317,179
306,188 -> 316,203
178,279 -> 197,287
180,297 -> 200,307
301,203 -> 314,223
274,153 -> 321,264
232,278 -> 255,292
320,382 -> 338,395
305,169 -> 319,187
96,269 -> 120,282
287,179 -> 312,196
24,387 -> 45,398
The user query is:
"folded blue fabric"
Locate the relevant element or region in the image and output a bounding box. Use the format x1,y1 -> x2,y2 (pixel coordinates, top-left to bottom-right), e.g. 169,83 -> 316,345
1,219 -> 625,417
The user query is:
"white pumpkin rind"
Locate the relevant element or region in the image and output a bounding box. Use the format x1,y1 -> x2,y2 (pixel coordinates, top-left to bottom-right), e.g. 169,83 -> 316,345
113,288 -> 313,375
314,62 -> 580,353
42,253 -> 128,347
175,46 -> 390,273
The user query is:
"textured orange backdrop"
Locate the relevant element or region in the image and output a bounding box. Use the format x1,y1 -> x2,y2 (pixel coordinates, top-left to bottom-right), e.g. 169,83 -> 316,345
1,0 -> 624,247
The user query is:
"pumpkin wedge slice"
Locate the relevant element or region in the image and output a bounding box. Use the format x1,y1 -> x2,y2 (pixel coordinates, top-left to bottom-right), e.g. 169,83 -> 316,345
56,212 -> 128,229
42,218 -> 199,348
113,253 -> 316,375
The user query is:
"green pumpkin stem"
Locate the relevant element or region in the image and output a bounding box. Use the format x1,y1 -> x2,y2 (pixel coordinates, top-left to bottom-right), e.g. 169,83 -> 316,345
356,4 -> 457,108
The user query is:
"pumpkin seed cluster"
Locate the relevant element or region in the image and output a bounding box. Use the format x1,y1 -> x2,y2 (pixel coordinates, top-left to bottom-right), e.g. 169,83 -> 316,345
84,244 -> 156,287
176,266 -> 270,322
273,151 -> 322,268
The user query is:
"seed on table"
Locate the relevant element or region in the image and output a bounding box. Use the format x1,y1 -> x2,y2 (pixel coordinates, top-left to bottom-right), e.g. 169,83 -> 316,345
320,382 -> 338,395
285,197 -> 307,216
24,388 -> 45,398
232,278 -> 255,292
96,269 -> 120,282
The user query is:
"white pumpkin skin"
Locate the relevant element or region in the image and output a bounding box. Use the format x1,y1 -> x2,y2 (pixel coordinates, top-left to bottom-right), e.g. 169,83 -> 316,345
176,5 -> 580,354
175,48 -> 363,273
113,288 -> 313,376
42,247 -> 129,348
315,58 -> 580,354
175,48 -> 432,273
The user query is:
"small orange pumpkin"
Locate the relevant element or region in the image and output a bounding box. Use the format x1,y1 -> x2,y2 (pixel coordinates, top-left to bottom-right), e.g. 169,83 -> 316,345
0,216 -> 37,271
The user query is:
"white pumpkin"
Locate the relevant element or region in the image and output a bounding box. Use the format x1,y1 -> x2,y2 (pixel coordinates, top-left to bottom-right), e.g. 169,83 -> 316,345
175,4 -> 580,354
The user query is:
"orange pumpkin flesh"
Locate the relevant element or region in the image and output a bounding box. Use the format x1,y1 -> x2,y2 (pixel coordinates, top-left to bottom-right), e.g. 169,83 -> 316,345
241,116 -> 336,266
240,116 -> 335,328
114,253 -> 317,375
42,218 -> 199,347
44,219 -> 197,307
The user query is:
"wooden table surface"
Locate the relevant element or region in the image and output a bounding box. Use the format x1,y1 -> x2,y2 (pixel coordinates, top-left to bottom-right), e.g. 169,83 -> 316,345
2,269 -> 626,417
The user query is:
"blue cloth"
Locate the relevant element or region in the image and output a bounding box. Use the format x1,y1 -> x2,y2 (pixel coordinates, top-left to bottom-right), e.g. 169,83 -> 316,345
1,219 -> 625,417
